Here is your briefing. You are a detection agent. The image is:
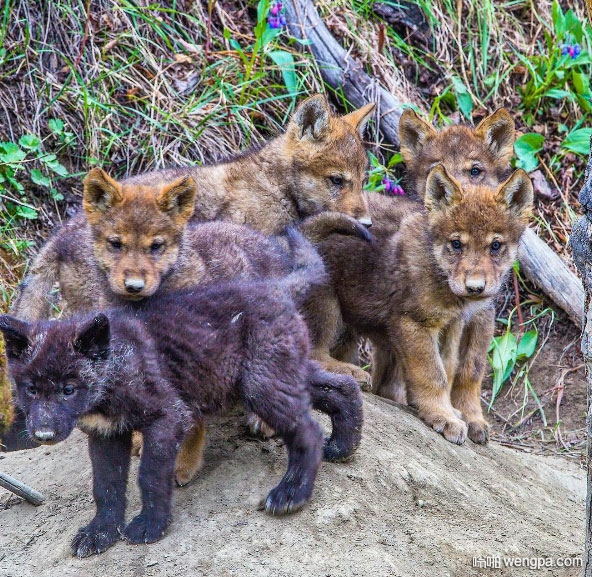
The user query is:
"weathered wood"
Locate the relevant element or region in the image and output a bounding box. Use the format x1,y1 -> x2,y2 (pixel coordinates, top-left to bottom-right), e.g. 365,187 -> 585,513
569,140 -> 592,577
285,0 -> 584,327
0,471 -> 45,506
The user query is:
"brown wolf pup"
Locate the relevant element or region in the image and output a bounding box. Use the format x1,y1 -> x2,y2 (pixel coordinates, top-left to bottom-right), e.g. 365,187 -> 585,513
12,168 -> 372,321
307,107 -> 517,387
0,272 -> 363,556
134,94 -> 375,233
312,165 -> 533,445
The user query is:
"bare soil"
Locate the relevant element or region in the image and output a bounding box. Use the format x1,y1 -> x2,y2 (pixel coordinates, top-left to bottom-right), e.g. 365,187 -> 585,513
0,395 -> 585,577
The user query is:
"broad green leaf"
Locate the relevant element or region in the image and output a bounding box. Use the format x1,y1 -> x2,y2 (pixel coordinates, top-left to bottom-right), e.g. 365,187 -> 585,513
516,329 -> 538,360
388,153 -> 403,168
514,133 -> 544,172
48,118 -> 65,134
30,169 -> 51,186
44,159 -> 69,176
562,128 -> 592,156
489,331 -> 517,408
15,205 -> 38,219
552,1 -> 565,37
268,50 -> 297,96
544,88 -> 573,100
572,71 -> 591,96
0,142 -> 26,164
19,134 -> 41,150
451,77 -> 473,119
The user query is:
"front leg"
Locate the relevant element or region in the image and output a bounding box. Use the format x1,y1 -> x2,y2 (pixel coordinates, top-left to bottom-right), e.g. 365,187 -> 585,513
395,317 -> 468,445
123,413 -> 185,544
71,431 -> 132,557
450,308 -> 494,444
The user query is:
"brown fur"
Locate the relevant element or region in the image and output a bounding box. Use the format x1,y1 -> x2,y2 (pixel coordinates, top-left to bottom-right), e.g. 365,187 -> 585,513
312,166 -> 533,444
308,108 -> 518,388
121,95 -> 375,234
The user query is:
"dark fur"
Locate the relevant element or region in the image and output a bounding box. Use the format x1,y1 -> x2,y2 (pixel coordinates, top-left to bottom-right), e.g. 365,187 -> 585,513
1,278 -> 363,557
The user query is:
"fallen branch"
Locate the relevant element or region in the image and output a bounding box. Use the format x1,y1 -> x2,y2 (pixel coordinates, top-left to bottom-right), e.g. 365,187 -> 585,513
285,0 -> 584,327
0,471 -> 45,506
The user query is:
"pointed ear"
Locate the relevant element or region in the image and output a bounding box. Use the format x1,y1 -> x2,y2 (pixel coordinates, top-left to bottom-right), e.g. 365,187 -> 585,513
292,94 -> 331,141
399,108 -> 437,165
475,109 -> 515,163
496,169 -> 533,224
73,314 -> 111,360
156,176 -> 197,223
425,164 -> 463,211
343,102 -> 376,138
0,315 -> 31,359
83,168 -> 123,215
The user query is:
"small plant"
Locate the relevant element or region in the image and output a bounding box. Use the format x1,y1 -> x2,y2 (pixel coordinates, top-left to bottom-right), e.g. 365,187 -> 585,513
364,151 -> 405,194
0,119 -> 72,222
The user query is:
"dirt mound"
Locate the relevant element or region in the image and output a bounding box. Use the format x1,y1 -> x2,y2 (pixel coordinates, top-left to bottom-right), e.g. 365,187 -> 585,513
0,395 -> 585,577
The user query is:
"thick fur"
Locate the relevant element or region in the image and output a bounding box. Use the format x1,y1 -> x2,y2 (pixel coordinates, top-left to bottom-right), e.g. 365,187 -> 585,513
12,173 -> 372,321
124,95 -> 375,233
0,279 -> 363,557
309,108 -> 517,388
311,166 -> 533,445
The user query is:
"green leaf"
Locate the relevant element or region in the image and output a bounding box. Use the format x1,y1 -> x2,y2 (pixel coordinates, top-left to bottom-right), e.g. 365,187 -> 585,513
516,329 -> 538,360
44,159 -> 69,176
387,153 -> 403,168
15,205 -> 38,219
0,142 -> 26,164
30,169 -> 51,187
544,88 -> 573,100
19,134 -> 41,150
268,50 -> 297,96
562,128 -> 592,155
48,118 -> 64,134
489,331 -> 517,408
552,1 -> 565,37
514,133 -> 544,172
572,71 -> 591,96
451,77 -> 473,119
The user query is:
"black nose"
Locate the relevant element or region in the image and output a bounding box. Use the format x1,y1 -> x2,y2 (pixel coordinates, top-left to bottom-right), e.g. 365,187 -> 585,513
467,285 -> 484,295
34,429 -> 56,442
125,279 -> 145,293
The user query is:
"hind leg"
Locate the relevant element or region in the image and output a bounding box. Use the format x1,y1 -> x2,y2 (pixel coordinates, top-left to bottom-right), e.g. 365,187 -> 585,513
174,423 -> 206,486
307,362 -> 363,462
241,373 -> 323,515
372,339 -> 407,404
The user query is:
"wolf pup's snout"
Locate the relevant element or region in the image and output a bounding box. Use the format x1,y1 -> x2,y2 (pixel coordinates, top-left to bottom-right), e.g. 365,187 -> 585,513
124,277 -> 146,294
465,277 -> 485,295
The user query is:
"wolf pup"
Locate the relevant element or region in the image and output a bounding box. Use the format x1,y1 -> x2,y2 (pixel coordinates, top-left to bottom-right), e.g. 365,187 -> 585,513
308,107 -> 517,387
12,168 -> 371,321
313,165 -> 533,445
0,275 -> 363,557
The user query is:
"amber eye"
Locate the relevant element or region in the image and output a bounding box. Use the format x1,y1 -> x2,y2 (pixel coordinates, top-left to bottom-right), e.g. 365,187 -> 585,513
329,176 -> 344,187
63,385 -> 75,396
491,240 -> 502,253
451,239 -> 462,251
470,166 -> 481,178
150,241 -> 165,254
108,239 -> 122,251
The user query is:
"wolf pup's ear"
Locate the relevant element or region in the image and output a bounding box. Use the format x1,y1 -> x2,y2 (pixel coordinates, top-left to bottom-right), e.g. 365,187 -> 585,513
292,94 -> 331,141
398,108 -> 437,165
425,164 -> 463,211
475,109 -> 515,164
157,175 -> 197,223
74,314 -> 111,360
83,168 -> 123,215
0,315 -> 31,359
343,102 -> 376,138
496,169 -> 534,224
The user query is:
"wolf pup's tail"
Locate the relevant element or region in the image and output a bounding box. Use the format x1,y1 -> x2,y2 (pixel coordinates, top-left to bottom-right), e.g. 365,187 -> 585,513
10,237 -> 61,321
306,361 -> 364,462
277,228 -> 327,306
298,212 -> 374,244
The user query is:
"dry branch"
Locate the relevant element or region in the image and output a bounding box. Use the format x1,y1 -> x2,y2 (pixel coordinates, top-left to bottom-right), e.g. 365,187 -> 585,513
285,0 -> 584,327
0,471 -> 45,506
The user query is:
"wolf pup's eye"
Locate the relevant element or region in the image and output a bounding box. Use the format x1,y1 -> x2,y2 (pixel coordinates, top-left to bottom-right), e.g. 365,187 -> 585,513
490,240 -> 502,254
469,166 -> 482,178
63,385 -> 75,396
108,239 -> 123,251
451,239 -> 462,251
150,241 -> 165,254
329,176 -> 344,187
26,385 -> 38,397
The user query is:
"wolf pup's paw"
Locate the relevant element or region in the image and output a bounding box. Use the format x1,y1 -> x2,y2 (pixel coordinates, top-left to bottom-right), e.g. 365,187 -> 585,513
123,512 -> 170,544
425,413 -> 468,445
467,419 -> 489,444
71,520 -> 121,557
264,485 -> 311,516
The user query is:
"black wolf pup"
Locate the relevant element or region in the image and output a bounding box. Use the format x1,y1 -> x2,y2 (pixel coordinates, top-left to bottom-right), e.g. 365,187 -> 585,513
0,275 -> 363,557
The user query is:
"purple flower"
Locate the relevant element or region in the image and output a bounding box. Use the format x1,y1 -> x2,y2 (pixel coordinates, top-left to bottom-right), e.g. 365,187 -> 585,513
573,43 -> 582,58
561,44 -> 569,56
382,178 -> 405,195
561,43 -> 583,59
267,1 -> 285,28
